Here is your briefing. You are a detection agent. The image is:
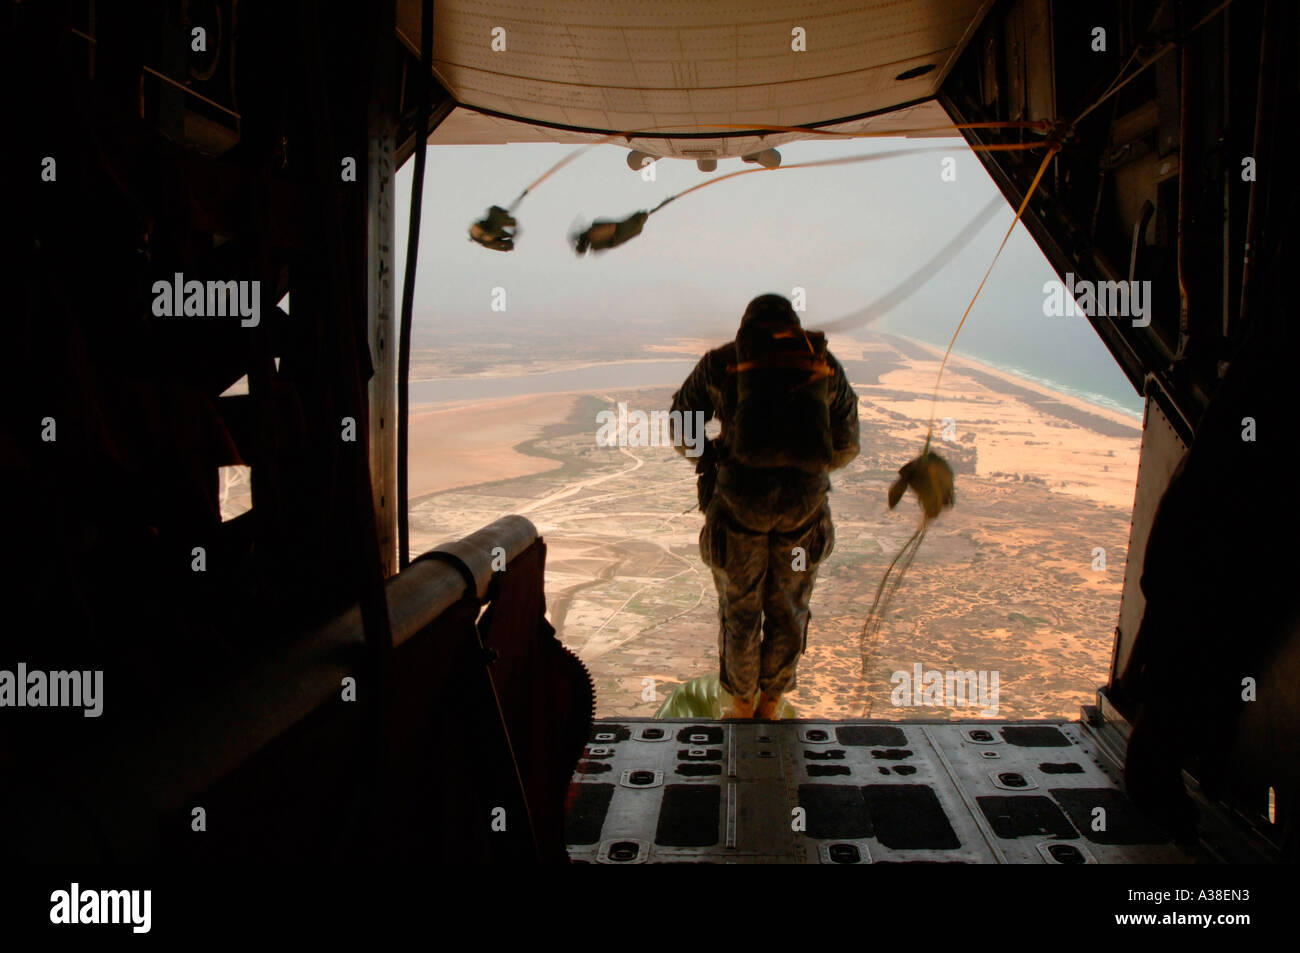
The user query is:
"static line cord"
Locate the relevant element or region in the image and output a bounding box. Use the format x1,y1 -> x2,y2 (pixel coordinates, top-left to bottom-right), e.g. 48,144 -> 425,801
505,132 -> 632,211
1070,0 -> 1233,126
859,525 -> 928,717
498,119 -> 1052,211
644,141 -> 1047,218
921,142 -> 1061,449
859,141 -> 1057,707
915,0 -> 1235,445
861,526 -> 923,672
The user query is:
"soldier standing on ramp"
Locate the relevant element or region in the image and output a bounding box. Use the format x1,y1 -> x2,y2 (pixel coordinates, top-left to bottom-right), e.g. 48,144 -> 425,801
671,294 -> 860,718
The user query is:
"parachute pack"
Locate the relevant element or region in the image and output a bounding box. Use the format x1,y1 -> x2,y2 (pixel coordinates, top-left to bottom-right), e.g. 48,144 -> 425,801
728,321 -> 834,472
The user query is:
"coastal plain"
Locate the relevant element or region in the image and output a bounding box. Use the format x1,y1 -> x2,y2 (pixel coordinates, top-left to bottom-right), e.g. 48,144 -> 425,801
398,331 -> 1142,721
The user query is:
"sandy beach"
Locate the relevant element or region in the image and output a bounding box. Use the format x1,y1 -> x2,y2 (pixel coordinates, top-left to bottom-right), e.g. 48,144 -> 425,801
407,393 -> 579,498
890,334 -> 1140,429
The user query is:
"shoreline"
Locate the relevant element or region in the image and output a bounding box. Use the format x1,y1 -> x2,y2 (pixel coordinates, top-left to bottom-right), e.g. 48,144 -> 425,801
409,356 -> 696,384
886,334 -> 1142,430
405,339 -> 1141,508
413,336 -> 1141,430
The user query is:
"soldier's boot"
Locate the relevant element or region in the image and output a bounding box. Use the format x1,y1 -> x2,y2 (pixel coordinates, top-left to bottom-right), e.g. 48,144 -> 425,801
724,694 -> 755,719
756,692 -> 782,720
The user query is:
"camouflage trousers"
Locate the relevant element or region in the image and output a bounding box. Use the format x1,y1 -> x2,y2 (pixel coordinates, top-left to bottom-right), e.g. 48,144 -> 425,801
698,496 -> 835,700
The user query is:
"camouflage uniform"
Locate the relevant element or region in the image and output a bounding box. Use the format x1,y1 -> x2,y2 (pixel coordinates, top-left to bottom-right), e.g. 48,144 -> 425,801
671,323 -> 860,701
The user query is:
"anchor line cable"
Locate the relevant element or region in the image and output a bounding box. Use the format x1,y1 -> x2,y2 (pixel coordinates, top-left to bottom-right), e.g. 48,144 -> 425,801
1070,0 -> 1234,126
397,0 -> 433,569
1073,0 -> 1171,127
857,0 -> 1231,700
913,0 -> 1236,446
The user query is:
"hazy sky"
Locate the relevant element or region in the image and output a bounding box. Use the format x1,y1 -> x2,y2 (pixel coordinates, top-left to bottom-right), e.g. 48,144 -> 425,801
394,135 -> 1142,412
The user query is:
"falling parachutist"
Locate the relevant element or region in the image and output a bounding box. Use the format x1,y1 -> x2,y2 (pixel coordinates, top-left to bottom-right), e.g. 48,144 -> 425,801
888,447 -> 955,520
468,205 -> 518,251
859,445 -> 956,717
571,210 -> 650,254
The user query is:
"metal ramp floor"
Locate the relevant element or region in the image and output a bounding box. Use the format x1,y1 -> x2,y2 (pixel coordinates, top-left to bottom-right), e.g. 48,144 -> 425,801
566,719 -> 1204,864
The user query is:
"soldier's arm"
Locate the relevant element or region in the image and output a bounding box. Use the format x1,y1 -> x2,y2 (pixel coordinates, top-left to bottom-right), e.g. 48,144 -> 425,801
826,352 -> 860,471
670,354 -> 714,461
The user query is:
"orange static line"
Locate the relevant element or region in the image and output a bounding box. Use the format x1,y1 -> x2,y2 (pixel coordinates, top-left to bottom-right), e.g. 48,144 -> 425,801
512,122 -> 1051,205
651,141 -> 1046,211
692,120 -> 1051,138
922,142 -> 1062,449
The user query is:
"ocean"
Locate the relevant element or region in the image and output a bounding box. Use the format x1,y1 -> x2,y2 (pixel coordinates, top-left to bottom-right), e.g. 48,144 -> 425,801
943,348 -> 1143,420
876,313 -> 1146,419
408,346 -> 1143,422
